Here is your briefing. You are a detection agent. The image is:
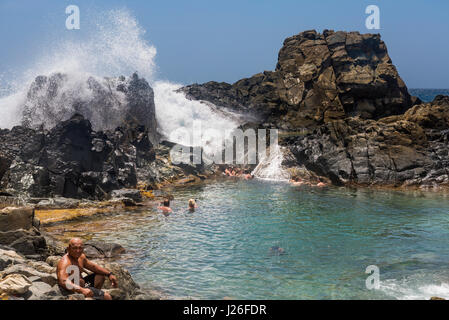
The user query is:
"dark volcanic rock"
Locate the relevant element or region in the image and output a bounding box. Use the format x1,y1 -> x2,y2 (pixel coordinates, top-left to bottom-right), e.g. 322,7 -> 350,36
180,29 -> 449,188
0,71 -> 163,200
110,189 -> 142,203
0,113 -> 156,199
284,98 -> 449,187
0,111 -> 208,199
180,30 -> 411,129
84,241 -> 126,259
21,72 -> 158,145
0,228 -> 47,256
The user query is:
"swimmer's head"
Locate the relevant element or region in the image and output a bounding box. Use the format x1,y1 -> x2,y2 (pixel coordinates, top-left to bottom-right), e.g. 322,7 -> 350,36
270,246 -> 285,254
188,199 -> 196,208
163,199 -> 170,207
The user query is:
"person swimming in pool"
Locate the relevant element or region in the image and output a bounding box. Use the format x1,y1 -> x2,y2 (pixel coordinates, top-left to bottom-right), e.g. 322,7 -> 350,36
269,246 -> 286,255
188,199 -> 198,212
289,176 -> 305,186
158,198 -> 172,214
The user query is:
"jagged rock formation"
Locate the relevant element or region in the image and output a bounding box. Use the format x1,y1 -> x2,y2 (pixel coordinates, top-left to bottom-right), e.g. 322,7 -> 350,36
285,95 -> 449,187
180,30 -> 449,188
0,112 -> 212,199
181,30 -> 413,130
0,206 -> 46,257
0,114 -> 155,199
22,72 -> 159,145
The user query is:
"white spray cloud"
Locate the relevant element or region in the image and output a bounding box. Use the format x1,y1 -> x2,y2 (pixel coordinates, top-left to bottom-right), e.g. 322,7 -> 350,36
0,7 -> 241,158
0,9 -> 157,129
153,81 -> 241,153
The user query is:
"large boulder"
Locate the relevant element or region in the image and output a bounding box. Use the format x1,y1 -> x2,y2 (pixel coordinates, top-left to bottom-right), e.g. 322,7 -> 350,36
0,274 -> 32,295
285,99 -> 449,187
21,72 -> 158,145
0,228 -> 47,256
84,241 -> 126,259
180,29 -> 449,188
0,207 -> 34,231
180,30 -> 412,129
110,189 -> 142,203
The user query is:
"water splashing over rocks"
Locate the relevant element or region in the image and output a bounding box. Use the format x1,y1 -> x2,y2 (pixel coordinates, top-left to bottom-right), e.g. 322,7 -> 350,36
251,144 -> 291,181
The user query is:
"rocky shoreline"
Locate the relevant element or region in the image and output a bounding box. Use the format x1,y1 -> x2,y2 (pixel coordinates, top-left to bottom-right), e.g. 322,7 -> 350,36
0,178 -> 210,300
1,29 -> 449,300
0,196 -> 173,300
181,30 -> 449,189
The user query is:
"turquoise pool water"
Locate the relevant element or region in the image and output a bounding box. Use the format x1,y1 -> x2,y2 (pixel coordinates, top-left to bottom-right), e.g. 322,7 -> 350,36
48,179 -> 449,299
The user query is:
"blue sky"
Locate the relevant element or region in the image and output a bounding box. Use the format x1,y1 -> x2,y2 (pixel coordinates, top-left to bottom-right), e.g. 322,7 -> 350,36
0,0 -> 448,88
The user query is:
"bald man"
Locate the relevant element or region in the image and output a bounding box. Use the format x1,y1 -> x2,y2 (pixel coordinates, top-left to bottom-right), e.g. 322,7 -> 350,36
56,238 -> 118,300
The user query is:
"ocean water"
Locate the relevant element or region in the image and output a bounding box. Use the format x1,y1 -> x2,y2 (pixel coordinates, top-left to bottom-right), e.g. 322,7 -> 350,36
409,89 -> 449,103
45,179 -> 449,300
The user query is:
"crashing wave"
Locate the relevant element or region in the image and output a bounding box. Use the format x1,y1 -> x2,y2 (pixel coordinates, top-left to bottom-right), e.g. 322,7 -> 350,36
251,144 -> 291,181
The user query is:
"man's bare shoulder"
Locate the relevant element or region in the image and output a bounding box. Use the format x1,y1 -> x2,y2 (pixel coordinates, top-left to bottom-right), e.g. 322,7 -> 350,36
79,253 -> 90,266
57,254 -> 70,269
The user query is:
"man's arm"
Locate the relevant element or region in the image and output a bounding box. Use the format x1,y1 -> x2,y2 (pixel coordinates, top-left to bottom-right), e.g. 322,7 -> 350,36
56,258 -> 92,296
82,256 -> 111,275
82,255 -> 118,287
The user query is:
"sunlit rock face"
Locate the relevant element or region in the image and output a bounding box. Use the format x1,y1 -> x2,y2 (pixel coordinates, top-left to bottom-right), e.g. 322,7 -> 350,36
286,95 -> 449,187
180,30 -> 412,130
180,30 -> 449,188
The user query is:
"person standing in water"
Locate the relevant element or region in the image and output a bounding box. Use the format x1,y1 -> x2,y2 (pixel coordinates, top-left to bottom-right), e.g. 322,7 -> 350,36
158,198 -> 172,214
188,199 -> 198,212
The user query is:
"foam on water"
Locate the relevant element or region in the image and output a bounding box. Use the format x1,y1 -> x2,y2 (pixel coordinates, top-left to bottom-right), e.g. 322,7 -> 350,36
379,277 -> 449,300
251,144 -> 290,181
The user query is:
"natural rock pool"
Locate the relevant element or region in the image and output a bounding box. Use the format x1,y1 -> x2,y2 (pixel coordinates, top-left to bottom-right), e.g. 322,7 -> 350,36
44,180 -> 449,299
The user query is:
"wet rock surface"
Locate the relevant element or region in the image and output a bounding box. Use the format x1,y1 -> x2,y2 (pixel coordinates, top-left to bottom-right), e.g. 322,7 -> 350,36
0,116 -> 212,201
110,189 -> 142,203
0,116 -> 206,200
0,113 -> 150,199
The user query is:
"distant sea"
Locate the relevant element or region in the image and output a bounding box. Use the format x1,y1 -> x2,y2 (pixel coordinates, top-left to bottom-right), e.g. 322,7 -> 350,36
409,89 -> 449,103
